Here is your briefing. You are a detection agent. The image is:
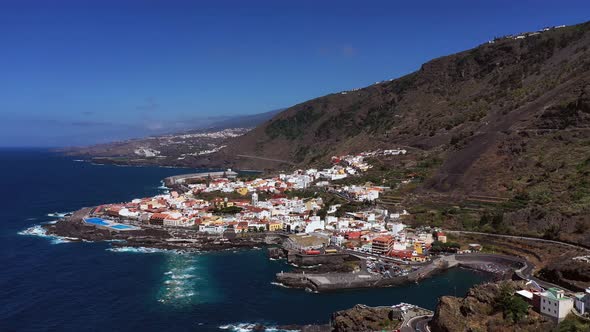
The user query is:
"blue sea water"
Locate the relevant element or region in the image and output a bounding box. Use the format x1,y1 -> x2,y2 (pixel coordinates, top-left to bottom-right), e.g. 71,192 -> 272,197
0,149 -> 490,331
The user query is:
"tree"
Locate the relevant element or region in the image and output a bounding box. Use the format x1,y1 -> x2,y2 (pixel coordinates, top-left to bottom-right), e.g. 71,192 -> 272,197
214,206 -> 243,215
430,240 -> 460,253
496,283 -> 529,323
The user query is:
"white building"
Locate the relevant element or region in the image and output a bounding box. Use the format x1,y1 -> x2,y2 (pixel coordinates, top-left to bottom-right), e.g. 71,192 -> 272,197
574,287 -> 590,315
118,208 -> 139,219
540,288 -> 574,322
305,216 -> 325,233
390,222 -> 406,235
199,225 -> 226,234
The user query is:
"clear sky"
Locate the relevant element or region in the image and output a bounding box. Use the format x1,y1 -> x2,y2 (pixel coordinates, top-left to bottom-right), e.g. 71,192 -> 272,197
1,0 -> 589,147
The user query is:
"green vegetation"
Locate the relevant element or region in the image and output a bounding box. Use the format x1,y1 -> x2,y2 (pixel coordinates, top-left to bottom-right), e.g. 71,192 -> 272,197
554,315 -> 590,332
430,240 -> 460,252
495,283 -> 529,323
335,201 -> 374,217
213,206 -> 243,215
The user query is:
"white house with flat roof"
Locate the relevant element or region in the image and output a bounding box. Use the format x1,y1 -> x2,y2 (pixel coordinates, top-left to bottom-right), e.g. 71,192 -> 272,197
540,288 -> 574,322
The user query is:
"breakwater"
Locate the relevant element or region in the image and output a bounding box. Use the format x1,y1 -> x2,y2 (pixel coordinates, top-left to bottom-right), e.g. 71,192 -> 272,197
163,171 -> 238,186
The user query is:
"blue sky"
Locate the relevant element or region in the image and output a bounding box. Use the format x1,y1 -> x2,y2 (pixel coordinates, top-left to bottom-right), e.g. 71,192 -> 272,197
1,0 -> 589,147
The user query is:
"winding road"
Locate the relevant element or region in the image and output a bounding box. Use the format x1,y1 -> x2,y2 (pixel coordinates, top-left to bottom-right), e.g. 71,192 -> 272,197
446,230 -> 590,253
402,315 -> 432,332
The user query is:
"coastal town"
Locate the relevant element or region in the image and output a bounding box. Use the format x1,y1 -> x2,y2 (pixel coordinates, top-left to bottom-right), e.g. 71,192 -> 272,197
9,2 -> 590,331
42,147 -> 590,328
82,148 -> 446,261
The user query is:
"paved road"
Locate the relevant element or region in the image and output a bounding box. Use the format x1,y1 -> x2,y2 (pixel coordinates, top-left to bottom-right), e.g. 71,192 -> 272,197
402,315 -> 432,332
447,230 -> 590,253
451,233 -> 583,293
236,154 -> 295,165
411,316 -> 432,332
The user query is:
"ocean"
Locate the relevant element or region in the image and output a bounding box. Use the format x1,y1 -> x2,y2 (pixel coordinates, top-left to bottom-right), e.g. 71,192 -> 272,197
0,149 -> 490,331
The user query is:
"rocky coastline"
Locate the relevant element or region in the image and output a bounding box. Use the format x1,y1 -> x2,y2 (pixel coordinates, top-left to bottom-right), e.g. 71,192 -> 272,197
42,208 -> 274,253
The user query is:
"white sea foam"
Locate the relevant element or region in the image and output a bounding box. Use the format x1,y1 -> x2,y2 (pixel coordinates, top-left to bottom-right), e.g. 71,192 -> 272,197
158,255 -> 202,305
46,211 -> 71,218
219,323 -> 299,332
18,225 -> 74,244
106,246 -> 182,254
270,282 -> 291,289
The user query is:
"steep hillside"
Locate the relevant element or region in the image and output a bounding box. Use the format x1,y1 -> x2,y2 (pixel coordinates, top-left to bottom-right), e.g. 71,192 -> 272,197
207,21 -> 590,243
217,22 -> 590,174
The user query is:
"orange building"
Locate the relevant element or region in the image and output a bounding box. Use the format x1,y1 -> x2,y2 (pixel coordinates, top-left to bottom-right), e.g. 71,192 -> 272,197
372,236 -> 394,255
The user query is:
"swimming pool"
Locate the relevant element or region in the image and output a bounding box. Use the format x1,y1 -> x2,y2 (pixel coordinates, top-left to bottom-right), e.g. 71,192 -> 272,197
111,224 -> 136,230
84,218 -> 139,231
85,218 -> 109,226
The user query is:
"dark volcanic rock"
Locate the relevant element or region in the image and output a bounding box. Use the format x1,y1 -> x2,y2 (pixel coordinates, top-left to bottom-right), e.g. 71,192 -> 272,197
330,304 -> 400,332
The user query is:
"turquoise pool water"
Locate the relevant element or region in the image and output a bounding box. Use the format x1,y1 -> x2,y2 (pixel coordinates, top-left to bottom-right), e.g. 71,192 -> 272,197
111,224 -> 135,230
85,218 -> 138,230
85,217 -> 109,226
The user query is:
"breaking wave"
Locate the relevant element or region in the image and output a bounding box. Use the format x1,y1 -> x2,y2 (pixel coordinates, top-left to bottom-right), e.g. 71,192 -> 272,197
157,181 -> 169,190
47,211 -> 71,218
270,282 -> 291,288
219,323 -> 299,332
157,255 -> 208,305
18,225 -> 77,244
106,246 -> 188,254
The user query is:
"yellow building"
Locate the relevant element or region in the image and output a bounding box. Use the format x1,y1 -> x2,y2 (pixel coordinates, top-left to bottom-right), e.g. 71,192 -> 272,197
414,242 -> 423,255
235,187 -> 249,196
268,222 -> 283,232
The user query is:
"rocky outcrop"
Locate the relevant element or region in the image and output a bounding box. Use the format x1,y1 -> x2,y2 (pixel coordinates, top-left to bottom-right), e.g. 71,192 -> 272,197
44,210 -> 268,252
430,281 -> 553,332
329,304 -> 401,332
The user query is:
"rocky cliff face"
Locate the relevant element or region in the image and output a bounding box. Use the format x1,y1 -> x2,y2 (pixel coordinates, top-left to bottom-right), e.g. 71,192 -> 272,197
430,281 -> 552,332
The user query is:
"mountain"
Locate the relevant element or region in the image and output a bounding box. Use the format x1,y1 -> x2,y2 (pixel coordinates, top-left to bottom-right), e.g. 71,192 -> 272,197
204,21 -> 590,244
